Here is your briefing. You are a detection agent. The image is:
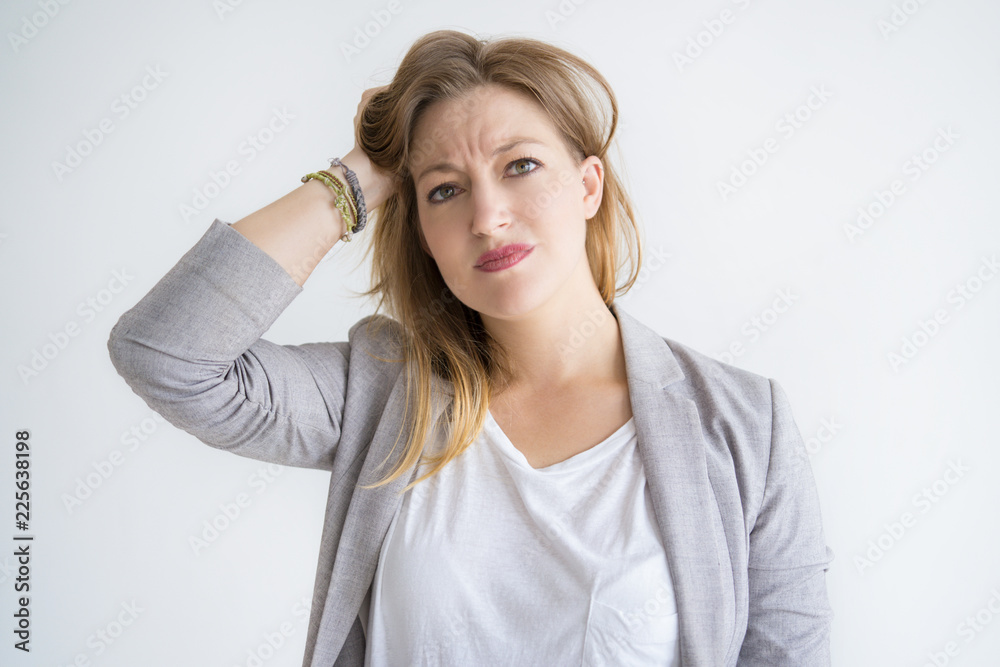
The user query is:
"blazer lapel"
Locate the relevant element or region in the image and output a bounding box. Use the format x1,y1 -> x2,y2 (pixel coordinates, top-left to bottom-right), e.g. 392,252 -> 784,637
312,361 -> 454,661
611,301 -> 734,665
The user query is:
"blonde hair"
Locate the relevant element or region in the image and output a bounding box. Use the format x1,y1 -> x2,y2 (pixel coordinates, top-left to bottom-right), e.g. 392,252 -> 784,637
352,28 -> 643,491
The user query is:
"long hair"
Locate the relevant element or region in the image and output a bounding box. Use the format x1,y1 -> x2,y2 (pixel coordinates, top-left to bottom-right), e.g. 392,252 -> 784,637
352,28 -> 643,491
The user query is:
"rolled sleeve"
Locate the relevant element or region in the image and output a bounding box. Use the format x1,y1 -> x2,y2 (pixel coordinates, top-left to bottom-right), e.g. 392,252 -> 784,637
107,219 -> 349,470
737,378 -> 834,665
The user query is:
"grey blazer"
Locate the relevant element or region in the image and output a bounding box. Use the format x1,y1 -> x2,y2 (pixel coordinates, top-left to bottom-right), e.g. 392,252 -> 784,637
108,219 -> 833,666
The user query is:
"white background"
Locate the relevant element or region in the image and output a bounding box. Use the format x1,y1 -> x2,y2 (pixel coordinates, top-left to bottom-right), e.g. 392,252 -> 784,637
2,0 -> 998,665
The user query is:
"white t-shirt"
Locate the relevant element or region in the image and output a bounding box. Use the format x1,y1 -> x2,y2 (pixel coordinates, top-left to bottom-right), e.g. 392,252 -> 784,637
363,408 -> 680,666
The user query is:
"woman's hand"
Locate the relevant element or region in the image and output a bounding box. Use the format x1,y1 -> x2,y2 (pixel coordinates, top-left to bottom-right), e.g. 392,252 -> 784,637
340,84 -> 397,211
353,83 -> 388,138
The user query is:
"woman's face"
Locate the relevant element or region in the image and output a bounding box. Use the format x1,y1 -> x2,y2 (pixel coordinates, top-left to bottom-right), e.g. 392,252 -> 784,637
409,84 -> 604,323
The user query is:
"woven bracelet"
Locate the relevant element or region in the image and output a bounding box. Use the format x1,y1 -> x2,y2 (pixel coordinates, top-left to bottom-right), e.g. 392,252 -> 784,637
328,157 -> 367,234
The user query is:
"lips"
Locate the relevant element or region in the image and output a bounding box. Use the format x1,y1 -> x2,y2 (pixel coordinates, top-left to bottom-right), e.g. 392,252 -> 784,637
475,243 -> 534,269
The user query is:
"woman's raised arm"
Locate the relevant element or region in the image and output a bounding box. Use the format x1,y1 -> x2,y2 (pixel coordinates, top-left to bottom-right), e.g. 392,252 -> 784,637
107,87 -> 400,471
232,86 -> 396,286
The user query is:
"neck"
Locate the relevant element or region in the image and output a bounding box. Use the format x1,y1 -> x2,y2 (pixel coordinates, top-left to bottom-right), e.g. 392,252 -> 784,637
480,294 -> 626,394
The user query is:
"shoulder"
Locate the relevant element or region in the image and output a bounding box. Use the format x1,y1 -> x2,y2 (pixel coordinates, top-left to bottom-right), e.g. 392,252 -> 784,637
649,330 -> 789,485
656,333 -> 808,520
660,334 -> 774,415
658,333 -> 790,462
346,313 -> 408,358
614,303 -> 781,438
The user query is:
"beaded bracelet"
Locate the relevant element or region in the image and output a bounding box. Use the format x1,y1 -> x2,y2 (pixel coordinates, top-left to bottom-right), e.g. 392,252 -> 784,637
301,171 -> 357,242
328,157 -> 367,235
318,169 -> 358,227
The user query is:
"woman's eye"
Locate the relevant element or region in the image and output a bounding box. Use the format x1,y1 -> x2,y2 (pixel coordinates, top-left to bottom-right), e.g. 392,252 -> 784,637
508,157 -> 540,176
428,184 -> 457,203
426,158 -> 540,204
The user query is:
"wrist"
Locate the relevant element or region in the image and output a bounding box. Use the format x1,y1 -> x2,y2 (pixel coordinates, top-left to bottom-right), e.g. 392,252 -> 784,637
340,148 -> 394,211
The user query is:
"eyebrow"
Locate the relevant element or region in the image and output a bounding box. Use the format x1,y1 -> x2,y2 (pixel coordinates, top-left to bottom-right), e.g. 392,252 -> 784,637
414,138 -> 546,184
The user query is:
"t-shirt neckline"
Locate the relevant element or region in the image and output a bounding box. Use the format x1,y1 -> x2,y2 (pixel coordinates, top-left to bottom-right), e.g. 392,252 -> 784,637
484,410 -> 636,474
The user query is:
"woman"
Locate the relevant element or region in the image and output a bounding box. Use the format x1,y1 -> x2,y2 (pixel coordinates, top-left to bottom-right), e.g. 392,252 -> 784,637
108,29 -> 833,666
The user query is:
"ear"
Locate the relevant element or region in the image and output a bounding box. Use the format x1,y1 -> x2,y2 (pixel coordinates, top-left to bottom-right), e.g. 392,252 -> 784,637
580,155 -> 604,220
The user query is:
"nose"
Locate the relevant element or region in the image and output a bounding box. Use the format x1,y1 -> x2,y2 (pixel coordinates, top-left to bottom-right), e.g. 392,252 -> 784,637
469,178 -> 511,237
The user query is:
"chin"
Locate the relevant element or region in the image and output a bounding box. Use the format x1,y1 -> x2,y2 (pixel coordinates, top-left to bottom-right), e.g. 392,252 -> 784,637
476,289 -> 552,323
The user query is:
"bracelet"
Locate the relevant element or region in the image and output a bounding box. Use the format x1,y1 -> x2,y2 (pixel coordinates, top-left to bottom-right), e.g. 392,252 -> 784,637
328,157 -> 367,235
301,171 -> 357,242
318,170 -> 358,227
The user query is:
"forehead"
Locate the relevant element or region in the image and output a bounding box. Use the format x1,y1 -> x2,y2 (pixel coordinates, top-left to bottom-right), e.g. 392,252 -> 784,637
409,85 -> 561,164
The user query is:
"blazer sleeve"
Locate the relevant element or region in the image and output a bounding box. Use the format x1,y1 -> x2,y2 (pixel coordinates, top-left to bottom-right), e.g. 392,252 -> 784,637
107,218 -> 348,471
737,378 -> 835,666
